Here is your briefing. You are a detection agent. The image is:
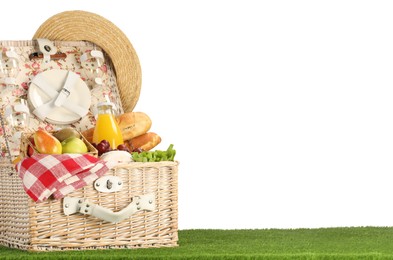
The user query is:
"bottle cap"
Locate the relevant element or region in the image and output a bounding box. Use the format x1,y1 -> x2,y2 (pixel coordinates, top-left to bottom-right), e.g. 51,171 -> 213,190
96,101 -> 117,113
96,101 -> 114,107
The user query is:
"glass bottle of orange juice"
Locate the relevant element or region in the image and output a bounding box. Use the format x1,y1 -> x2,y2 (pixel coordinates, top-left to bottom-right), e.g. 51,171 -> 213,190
92,102 -> 123,149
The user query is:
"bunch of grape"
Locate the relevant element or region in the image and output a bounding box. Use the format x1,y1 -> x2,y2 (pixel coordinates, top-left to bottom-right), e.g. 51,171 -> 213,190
92,140 -> 131,156
132,147 -> 143,153
116,144 -> 131,153
91,140 -> 111,156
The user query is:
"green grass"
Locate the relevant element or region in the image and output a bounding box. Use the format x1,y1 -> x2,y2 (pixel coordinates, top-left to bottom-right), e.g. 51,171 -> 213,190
2,227 -> 393,259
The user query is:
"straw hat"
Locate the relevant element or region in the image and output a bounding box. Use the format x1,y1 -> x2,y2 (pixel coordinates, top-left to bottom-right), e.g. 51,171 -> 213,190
33,10 -> 141,112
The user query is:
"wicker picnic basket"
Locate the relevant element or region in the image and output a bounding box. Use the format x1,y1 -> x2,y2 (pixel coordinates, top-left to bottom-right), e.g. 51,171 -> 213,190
0,11 -> 178,251
0,161 -> 178,251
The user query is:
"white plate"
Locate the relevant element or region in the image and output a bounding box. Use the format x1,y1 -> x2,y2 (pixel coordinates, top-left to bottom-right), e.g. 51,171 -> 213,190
28,69 -> 91,125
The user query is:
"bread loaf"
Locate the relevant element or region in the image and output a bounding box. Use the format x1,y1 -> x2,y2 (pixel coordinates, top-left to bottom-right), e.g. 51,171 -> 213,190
125,132 -> 161,151
82,112 -> 152,143
117,112 -> 152,140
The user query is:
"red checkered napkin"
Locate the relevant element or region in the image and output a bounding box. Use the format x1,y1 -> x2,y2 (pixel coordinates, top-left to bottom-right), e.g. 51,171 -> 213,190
17,154 -> 109,202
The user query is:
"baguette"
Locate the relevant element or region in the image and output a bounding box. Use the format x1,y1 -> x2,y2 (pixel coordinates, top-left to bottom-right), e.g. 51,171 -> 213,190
82,112 -> 152,143
125,132 -> 161,151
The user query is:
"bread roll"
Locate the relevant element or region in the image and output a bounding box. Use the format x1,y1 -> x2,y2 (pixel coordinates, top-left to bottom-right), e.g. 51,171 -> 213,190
117,112 -> 152,140
82,112 -> 152,143
125,132 -> 161,151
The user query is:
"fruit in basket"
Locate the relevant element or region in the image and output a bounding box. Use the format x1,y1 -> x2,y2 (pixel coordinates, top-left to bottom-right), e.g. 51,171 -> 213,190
34,129 -> 62,154
61,137 -> 88,154
117,144 -> 130,153
27,137 -> 35,157
92,140 -> 112,156
53,127 -> 81,142
27,144 -> 35,157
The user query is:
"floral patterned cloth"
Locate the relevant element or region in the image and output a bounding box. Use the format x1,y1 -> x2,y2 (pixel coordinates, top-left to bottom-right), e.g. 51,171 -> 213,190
0,40 -> 124,159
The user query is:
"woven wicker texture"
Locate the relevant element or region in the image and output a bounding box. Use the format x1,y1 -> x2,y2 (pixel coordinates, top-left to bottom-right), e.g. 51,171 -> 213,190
33,10 -> 142,113
0,164 -> 31,250
0,161 -> 178,251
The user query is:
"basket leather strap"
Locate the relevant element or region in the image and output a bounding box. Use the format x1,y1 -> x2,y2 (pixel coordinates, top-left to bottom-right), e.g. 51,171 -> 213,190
31,71 -> 88,120
63,193 -> 156,223
80,50 -> 105,85
36,39 -> 57,63
2,50 -> 19,85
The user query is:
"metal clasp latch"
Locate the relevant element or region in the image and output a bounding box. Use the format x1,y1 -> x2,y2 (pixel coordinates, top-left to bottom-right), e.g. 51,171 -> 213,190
106,179 -> 113,190
94,176 -> 123,193
60,87 -> 71,97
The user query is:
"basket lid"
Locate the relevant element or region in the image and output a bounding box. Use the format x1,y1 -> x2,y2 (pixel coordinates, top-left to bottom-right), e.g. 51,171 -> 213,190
33,10 -> 142,113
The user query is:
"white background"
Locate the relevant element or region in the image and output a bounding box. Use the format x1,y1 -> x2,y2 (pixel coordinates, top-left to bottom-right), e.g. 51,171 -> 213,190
3,0 -> 393,229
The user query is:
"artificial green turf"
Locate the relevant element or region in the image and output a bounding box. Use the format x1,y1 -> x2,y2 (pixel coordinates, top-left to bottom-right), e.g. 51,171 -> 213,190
1,227 -> 393,259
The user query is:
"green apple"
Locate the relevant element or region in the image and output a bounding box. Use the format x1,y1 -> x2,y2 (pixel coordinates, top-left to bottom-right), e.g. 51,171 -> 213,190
61,137 -> 88,154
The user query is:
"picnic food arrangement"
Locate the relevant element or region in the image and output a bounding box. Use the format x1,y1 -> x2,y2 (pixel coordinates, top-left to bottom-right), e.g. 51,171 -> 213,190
0,11 -> 179,251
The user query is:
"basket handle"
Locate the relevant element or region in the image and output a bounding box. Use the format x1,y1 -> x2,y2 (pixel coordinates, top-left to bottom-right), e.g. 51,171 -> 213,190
63,193 -> 156,223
